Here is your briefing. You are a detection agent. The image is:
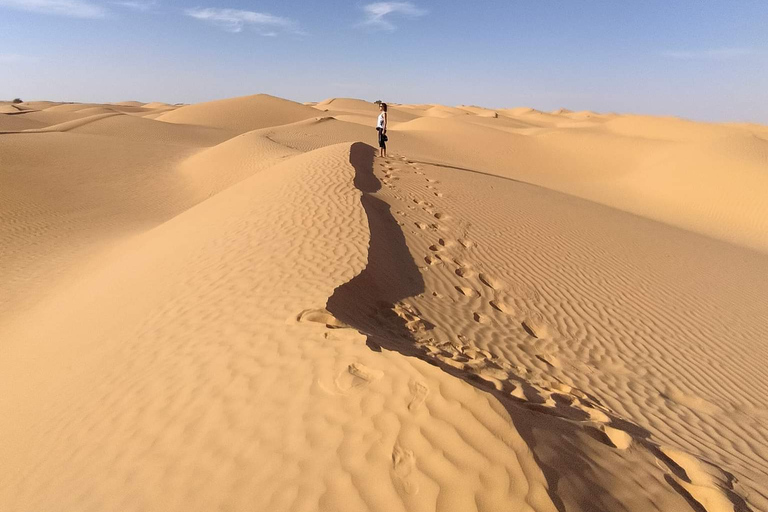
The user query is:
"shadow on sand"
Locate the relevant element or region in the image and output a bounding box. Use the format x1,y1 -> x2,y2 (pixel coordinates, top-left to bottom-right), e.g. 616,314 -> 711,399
325,142 -> 752,512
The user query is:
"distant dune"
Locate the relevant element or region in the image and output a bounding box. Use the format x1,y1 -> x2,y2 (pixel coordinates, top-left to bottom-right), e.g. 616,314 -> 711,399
156,93 -> 321,133
113,100 -> 145,107
141,101 -> 173,109
1,94 -> 767,512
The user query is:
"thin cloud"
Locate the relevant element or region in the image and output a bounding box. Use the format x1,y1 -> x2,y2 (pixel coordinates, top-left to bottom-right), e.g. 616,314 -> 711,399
0,0 -> 106,18
112,0 -> 157,11
361,1 -> 427,30
185,7 -> 299,35
663,47 -> 752,60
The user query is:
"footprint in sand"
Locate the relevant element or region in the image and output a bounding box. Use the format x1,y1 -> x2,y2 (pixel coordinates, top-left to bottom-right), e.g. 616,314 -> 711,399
415,222 -> 428,230
392,444 -> 419,495
424,255 -> 442,266
296,309 -> 350,328
452,256 -> 471,267
597,425 -> 633,450
335,362 -> 384,392
455,285 -> 478,297
536,354 -> 562,369
479,273 -> 504,290
348,363 -> 381,381
473,312 -> 489,323
510,281 -> 542,302
457,238 -> 475,249
434,192 -> 444,197
408,380 -> 429,411
433,212 -> 448,220
653,445 -> 746,512
455,267 -> 475,278
522,315 -> 549,339
476,369 -> 509,391
489,299 -> 512,313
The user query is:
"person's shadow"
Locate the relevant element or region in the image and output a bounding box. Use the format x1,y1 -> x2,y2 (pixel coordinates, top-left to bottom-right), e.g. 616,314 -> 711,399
326,143 -> 427,355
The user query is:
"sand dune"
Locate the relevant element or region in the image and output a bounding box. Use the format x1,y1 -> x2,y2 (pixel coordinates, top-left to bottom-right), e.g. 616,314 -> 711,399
2,106 -> 116,128
0,104 -> 29,114
457,105 -> 499,117
64,112 -> 235,145
43,102 -> 101,113
157,93 -> 320,133
179,125 -> 300,194
113,100 -> 145,107
316,97 -> 381,111
315,97 -> 419,126
1,94 -> 767,512
0,113 -> 47,131
142,101 -> 175,109
378,110 -> 768,253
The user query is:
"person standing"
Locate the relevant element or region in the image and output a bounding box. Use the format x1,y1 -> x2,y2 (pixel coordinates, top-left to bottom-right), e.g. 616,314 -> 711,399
376,102 -> 388,157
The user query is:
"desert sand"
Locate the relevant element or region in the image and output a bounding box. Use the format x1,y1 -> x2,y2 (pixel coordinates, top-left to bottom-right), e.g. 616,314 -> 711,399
1,94 -> 767,512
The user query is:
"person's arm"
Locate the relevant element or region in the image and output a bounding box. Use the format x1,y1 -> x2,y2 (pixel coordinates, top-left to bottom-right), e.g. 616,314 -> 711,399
383,112 -> 388,132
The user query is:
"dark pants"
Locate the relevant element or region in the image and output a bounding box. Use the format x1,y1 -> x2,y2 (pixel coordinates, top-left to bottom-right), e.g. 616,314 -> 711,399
377,127 -> 386,149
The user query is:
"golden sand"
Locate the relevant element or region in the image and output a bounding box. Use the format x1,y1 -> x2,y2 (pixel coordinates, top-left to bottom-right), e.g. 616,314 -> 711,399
1,95 -> 766,512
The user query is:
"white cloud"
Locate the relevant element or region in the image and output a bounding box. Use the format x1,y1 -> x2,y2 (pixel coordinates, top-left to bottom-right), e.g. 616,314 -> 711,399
663,48 -> 752,60
0,0 -> 106,18
185,7 -> 299,35
112,0 -> 156,11
362,2 -> 427,30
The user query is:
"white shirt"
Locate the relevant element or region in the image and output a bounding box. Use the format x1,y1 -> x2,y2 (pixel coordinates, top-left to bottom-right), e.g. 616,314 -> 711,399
377,112 -> 386,129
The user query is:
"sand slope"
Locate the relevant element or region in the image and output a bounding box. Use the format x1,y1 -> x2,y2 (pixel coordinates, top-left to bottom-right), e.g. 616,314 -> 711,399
383,111 -> 768,253
1,95 -> 767,512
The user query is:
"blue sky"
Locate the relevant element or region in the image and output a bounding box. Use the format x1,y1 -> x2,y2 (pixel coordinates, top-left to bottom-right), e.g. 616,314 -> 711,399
1,0 -> 767,122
